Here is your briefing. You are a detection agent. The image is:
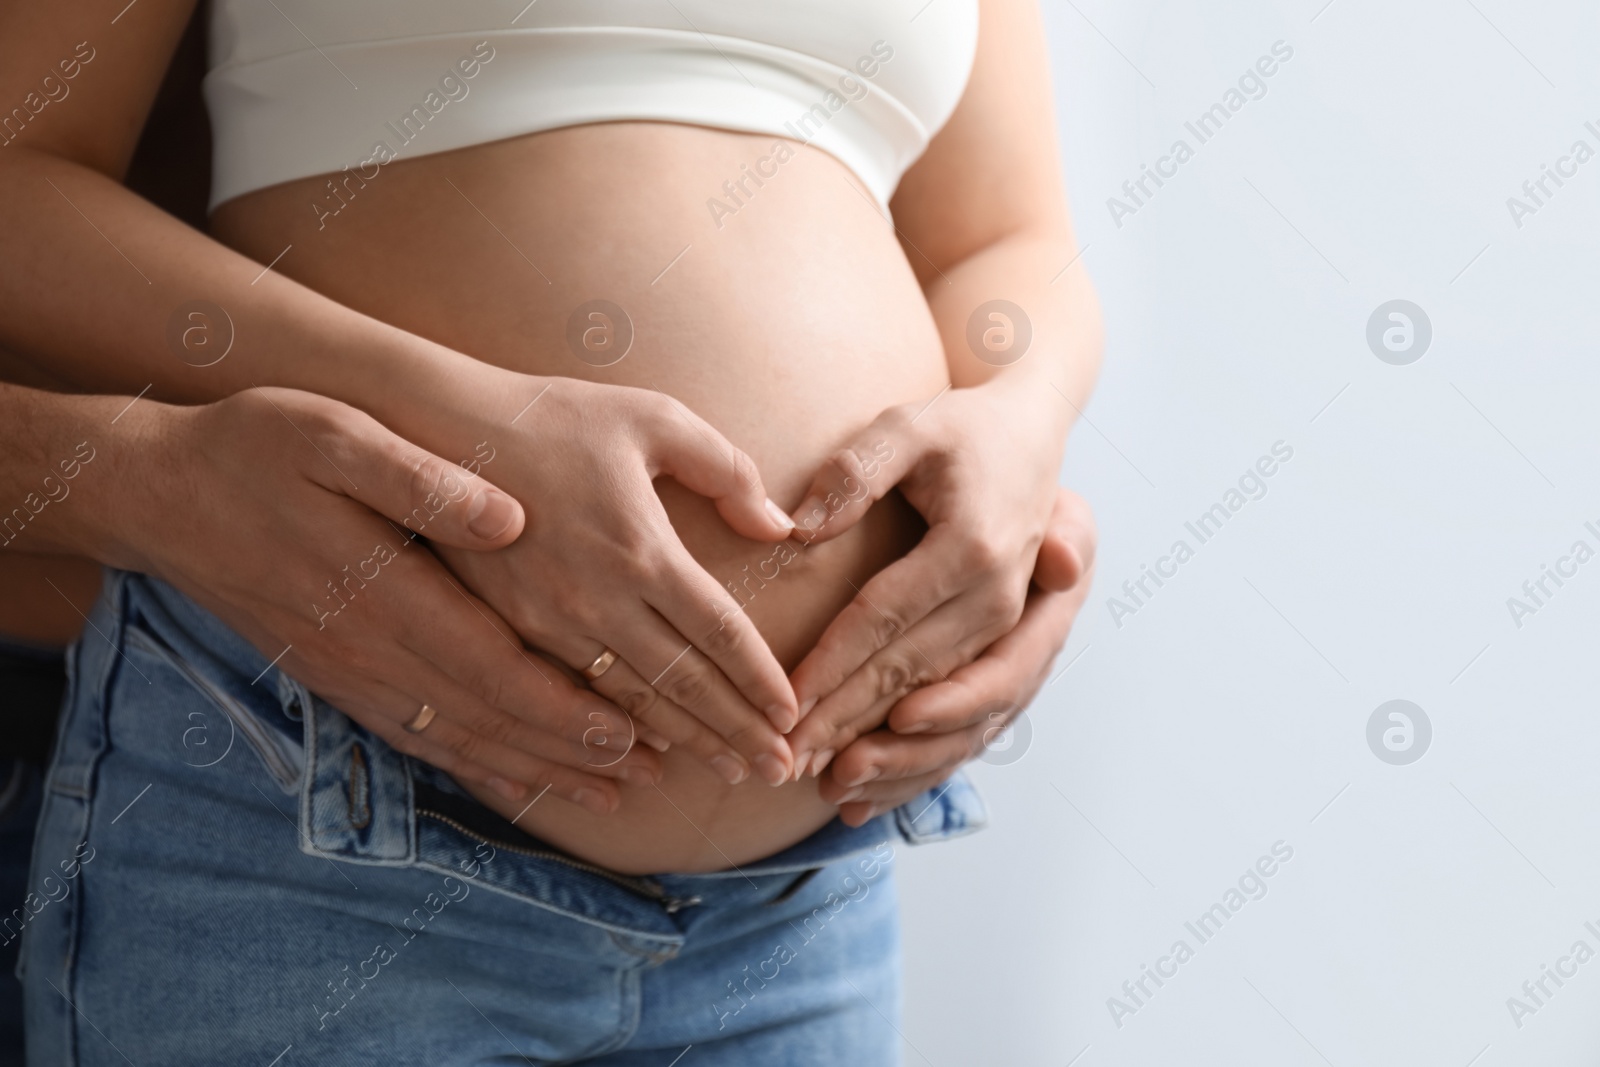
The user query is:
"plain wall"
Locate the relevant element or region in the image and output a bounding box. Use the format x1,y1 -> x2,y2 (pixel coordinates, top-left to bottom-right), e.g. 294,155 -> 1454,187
900,1 -> 1600,1064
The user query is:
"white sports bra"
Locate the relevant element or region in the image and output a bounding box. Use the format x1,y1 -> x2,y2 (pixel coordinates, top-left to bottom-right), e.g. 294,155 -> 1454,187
203,1 -> 979,211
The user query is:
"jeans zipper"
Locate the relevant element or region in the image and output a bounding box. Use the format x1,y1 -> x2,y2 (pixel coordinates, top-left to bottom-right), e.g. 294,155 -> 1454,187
415,807 -> 703,913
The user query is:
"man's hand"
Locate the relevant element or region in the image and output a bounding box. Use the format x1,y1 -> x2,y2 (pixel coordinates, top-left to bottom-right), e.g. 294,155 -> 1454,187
107,388 -> 666,815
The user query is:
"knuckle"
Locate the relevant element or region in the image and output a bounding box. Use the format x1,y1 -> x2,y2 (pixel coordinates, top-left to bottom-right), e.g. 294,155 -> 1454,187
613,532 -> 659,578
981,589 -> 1026,632
699,616 -> 744,660
548,583 -> 601,630
823,446 -> 868,486
872,648 -> 930,702
1002,599 -> 1027,633
335,643 -> 378,679
662,663 -> 714,710
464,664 -> 511,713
726,446 -> 760,490
474,712 -> 517,748
725,720 -> 777,752
828,720 -> 864,749
402,449 -> 468,515
634,391 -> 678,435
874,658 -> 912,701
612,683 -> 660,719
297,409 -> 344,456
959,533 -> 1008,574
402,448 -> 439,503
282,391 -> 348,442
864,600 -> 909,646
451,730 -> 487,765
878,404 -> 916,436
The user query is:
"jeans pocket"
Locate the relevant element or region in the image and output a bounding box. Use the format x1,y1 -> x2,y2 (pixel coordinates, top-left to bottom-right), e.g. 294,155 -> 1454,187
122,624 -> 302,793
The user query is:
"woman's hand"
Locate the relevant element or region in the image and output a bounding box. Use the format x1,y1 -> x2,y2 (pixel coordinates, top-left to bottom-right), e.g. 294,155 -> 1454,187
818,487 -> 1096,826
108,388 -> 664,816
782,385 -> 1069,774
429,376 -> 803,787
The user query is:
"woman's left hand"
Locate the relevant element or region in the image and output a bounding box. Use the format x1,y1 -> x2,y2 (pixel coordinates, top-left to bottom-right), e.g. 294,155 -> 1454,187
784,385 -> 1071,775
819,486 -> 1095,825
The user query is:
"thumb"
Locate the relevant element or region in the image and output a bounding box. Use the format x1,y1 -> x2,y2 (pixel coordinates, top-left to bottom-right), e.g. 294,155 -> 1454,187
1033,535 -> 1078,592
644,394 -> 796,541
788,407 -> 925,547
1033,487 -> 1095,592
332,416 -> 525,550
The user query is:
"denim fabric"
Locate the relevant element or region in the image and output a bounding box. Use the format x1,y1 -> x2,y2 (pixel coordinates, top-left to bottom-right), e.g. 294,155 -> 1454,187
20,572 -> 987,1065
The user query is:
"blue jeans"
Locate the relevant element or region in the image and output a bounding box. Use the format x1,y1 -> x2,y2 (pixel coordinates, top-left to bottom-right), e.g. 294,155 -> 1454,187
19,572 -> 987,1065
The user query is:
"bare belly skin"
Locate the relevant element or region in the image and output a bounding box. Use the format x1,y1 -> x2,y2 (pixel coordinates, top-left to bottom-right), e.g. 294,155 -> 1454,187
211,122 -> 950,873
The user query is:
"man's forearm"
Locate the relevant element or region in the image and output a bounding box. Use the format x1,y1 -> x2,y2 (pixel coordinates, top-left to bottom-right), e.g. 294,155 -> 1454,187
0,382 -> 159,567
0,149 -> 504,443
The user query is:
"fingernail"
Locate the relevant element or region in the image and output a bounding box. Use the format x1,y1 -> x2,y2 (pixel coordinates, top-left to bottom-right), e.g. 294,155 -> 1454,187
640,729 -> 672,753
764,498 -> 795,532
467,490 -> 518,540
1064,540 -> 1085,584
711,755 -> 748,785
766,703 -> 798,732
792,499 -> 828,535
798,697 -> 818,718
573,788 -> 612,815
898,720 -> 933,734
487,776 -> 526,801
839,765 -> 881,788
810,749 -> 835,778
754,753 -> 789,787
836,786 -> 865,803
619,765 -> 657,787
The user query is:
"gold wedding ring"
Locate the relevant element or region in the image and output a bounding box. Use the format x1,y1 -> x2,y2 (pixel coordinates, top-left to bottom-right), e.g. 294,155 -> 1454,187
581,648 -> 618,681
404,703 -> 438,734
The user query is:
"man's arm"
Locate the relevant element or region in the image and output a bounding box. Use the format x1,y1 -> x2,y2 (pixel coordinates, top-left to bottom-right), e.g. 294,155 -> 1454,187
0,381 -> 674,811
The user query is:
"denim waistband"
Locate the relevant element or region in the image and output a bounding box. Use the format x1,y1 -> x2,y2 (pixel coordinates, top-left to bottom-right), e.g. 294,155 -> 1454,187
69,571 -> 986,937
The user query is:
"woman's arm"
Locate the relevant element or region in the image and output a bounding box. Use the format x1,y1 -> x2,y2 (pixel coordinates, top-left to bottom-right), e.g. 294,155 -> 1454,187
0,0 -> 803,784
785,0 -> 1103,771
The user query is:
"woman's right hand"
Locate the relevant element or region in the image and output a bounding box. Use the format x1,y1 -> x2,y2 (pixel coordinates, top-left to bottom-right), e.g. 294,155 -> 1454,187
110,387 -> 664,816
428,376 -> 802,787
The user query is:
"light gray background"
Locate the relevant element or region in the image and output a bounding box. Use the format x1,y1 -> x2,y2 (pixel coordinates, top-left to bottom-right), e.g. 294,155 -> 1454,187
900,1 -> 1600,1064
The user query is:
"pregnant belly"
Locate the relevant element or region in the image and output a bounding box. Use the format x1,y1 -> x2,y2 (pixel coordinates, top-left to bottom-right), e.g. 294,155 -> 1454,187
211,122 -> 950,873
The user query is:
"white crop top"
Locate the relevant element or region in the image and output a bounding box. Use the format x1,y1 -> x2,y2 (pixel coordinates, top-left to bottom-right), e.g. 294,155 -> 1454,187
203,1 -> 979,211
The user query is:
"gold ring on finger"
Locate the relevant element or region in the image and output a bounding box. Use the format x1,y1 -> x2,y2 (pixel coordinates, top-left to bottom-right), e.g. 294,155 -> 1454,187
582,648 -> 618,681
404,703 -> 438,734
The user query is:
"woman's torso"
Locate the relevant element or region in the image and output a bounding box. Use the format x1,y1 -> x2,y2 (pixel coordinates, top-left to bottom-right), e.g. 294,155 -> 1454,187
207,4 -> 972,873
